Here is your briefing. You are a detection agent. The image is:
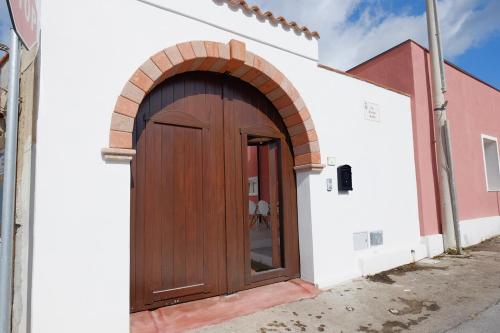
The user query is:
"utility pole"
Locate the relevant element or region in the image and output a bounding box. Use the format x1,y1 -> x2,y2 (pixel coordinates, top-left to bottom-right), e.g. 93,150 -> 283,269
0,29 -> 21,333
425,0 -> 462,254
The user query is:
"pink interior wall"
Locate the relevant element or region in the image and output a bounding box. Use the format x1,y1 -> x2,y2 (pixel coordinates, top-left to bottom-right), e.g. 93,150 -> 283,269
349,40 -> 500,236
247,146 -> 271,204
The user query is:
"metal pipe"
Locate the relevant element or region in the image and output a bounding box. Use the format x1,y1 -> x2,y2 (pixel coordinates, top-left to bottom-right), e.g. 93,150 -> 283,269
425,0 -> 461,253
442,121 -> 462,253
0,29 -> 21,333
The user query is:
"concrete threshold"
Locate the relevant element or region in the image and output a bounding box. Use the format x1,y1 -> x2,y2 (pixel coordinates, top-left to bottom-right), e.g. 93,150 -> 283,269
130,279 -> 320,333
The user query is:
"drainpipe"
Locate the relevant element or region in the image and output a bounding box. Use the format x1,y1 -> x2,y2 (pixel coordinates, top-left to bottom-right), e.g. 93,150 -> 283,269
425,0 -> 462,253
0,29 -> 21,333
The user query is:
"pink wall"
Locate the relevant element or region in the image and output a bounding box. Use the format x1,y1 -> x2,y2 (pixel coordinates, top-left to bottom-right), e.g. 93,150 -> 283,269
349,40 -> 500,236
443,58 -> 500,220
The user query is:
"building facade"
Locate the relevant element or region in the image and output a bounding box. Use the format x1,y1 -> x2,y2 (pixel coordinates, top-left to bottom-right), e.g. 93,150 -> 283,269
27,1 -> 425,332
349,40 -> 500,255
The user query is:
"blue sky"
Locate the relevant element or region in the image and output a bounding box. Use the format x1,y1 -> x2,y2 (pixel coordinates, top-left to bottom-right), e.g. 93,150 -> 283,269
253,0 -> 500,88
1,0 -> 499,88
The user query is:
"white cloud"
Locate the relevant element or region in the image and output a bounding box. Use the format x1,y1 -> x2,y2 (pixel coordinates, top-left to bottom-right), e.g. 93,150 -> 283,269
252,0 -> 500,70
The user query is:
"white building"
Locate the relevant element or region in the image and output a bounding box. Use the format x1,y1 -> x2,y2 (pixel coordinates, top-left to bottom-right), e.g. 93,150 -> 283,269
27,0 -> 425,331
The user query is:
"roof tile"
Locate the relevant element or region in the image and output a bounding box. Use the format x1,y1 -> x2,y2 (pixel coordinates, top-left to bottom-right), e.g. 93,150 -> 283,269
221,0 -> 320,39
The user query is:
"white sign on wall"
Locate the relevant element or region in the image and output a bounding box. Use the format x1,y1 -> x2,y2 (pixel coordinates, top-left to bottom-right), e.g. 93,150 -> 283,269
364,101 -> 381,122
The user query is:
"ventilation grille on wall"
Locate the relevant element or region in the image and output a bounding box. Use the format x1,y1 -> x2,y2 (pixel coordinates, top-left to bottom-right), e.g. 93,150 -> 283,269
353,231 -> 384,250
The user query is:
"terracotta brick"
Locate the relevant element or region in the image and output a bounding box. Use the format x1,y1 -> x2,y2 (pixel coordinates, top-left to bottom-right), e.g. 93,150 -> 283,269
250,74 -> 269,88
266,87 -> 285,102
115,96 -> 140,118
211,44 -> 231,72
293,141 -> 320,156
241,68 -> 261,83
204,41 -> 220,59
121,82 -> 145,104
218,43 -> 231,61
230,64 -> 251,78
295,152 -> 321,166
273,94 -> 293,110
226,39 -> 246,72
258,79 -> 279,94
140,59 -> 162,82
109,130 -> 133,149
164,45 -> 184,73
111,112 -> 135,133
279,78 -> 293,97
226,59 -> 244,73
293,97 -> 306,113
288,118 -> 315,136
283,112 -> 300,128
299,107 -> 311,121
176,43 -> 196,73
291,130 -> 318,147
269,68 -> 285,87
199,57 -> 218,71
188,41 -> 208,71
283,85 -> 300,105
210,57 -> 229,72
253,55 -> 276,82
151,50 -> 173,73
177,42 -> 196,61
129,69 -> 154,94
231,51 -> 254,78
244,52 -> 255,67
189,58 -> 206,71
278,104 -> 298,118
229,39 -> 246,63
191,41 -> 208,58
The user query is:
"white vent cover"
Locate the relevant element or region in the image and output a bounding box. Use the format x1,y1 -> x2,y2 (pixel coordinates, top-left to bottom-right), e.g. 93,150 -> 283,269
353,232 -> 369,251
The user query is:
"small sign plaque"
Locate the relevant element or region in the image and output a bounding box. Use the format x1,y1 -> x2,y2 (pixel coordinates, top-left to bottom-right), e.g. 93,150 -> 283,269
364,101 -> 381,122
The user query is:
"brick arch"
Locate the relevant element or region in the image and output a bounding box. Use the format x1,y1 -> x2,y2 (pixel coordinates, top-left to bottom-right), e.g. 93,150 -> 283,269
103,39 -> 322,169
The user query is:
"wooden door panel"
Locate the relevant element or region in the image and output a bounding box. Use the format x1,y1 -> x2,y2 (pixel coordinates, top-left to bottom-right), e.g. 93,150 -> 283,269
223,76 -> 300,293
131,72 -> 299,311
132,73 -> 224,311
143,123 -> 207,303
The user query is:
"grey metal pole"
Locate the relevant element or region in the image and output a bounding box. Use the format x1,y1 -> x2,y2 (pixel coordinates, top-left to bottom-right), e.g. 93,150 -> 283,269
425,0 -> 462,253
0,29 -> 21,333
442,121 -> 462,253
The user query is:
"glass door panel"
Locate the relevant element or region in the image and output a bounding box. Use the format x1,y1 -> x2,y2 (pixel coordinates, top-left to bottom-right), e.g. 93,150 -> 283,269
246,136 -> 284,275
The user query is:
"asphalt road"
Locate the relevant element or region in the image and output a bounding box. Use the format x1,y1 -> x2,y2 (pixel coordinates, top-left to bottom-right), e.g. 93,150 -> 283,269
446,301 -> 500,333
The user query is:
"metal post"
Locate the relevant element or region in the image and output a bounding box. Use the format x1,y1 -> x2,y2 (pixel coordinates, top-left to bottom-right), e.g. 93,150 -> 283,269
442,121 -> 462,252
0,29 -> 21,333
425,0 -> 462,253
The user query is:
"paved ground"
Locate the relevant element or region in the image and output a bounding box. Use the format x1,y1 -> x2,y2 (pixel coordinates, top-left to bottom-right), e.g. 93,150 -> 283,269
196,236 -> 500,333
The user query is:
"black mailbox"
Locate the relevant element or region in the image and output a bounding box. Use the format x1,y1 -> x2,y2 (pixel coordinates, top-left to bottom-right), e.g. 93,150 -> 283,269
337,165 -> 353,191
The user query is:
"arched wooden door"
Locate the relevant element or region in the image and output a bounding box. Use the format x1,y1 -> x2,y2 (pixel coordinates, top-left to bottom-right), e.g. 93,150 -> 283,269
131,72 -> 299,312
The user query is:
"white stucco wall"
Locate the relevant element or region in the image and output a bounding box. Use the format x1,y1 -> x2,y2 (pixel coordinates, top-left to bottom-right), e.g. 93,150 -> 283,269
302,70 -> 422,287
32,1 -> 420,332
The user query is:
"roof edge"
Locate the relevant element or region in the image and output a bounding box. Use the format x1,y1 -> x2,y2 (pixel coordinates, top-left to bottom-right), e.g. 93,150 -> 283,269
318,64 -> 411,97
348,39 -> 499,92
220,0 -> 320,40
